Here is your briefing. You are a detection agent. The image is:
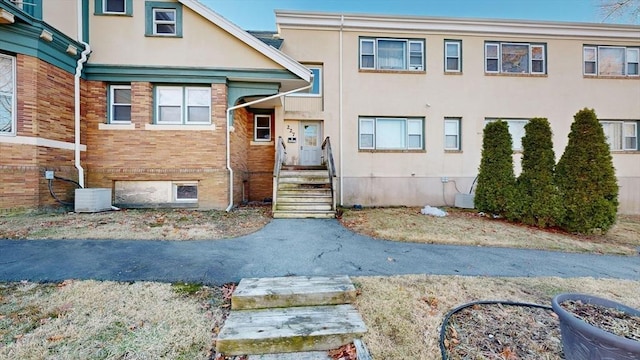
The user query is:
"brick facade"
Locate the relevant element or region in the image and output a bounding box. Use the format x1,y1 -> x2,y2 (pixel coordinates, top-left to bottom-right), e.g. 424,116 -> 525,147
83,82 -> 231,210
0,55 -> 78,211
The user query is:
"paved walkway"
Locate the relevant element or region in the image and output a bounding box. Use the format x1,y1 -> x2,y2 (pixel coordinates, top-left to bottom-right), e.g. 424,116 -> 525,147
0,219 -> 638,284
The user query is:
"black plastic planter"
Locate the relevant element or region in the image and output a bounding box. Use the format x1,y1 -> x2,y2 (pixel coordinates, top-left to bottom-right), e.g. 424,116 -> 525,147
552,293 -> 640,360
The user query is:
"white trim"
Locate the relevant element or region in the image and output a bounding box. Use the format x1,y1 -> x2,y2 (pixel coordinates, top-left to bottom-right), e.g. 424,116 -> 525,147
178,0 -> 311,83
109,84 -> 131,123
173,182 -> 198,202
99,123 -> 135,130
0,135 -> 87,151
444,118 -> 461,151
253,114 -> 272,142
145,124 -> 216,131
103,0 -> 126,14
152,8 -> 177,36
444,40 -> 461,72
275,11 -> 640,40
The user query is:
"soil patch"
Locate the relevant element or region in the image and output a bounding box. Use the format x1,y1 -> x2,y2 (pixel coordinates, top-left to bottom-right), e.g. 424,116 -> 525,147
561,300 -> 640,341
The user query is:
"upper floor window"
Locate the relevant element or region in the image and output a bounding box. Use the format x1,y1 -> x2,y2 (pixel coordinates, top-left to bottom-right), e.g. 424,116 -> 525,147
485,42 -> 546,75
109,85 -> 131,123
145,1 -> 183,37
584,46 -> 639,77
254,114 -> 272,141
155,86 -> 211,125
359,117 -> 424,150
0,54 -> 16,136
444,118 -> 461,150
601,120 -> 638,151
360,38 -> 425,71
485,118 -> 529,151
291,66 -> 322,97
445,40 -> 462,72
95,0 -> 132,16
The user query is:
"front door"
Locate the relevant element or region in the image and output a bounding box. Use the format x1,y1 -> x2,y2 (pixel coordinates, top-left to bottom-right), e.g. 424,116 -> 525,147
299,121 -> 322,166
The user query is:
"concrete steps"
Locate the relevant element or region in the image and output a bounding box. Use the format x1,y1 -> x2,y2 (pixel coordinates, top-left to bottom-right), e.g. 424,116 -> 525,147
216,276 -> 367,357
274,166 -> 335,219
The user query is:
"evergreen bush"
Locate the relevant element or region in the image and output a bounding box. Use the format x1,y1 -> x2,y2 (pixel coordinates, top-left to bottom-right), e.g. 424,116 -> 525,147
475,120 -> 517,217
555,108 -> 618,233
516,118 -> 563,227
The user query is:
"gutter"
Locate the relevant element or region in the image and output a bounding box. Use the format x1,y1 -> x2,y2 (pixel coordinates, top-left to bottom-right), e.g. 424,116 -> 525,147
225,81 -> 313,212
75,0 -> 90,187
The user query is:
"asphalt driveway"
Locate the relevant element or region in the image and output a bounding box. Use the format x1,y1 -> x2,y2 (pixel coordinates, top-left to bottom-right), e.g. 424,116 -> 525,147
0,219 -> 638,284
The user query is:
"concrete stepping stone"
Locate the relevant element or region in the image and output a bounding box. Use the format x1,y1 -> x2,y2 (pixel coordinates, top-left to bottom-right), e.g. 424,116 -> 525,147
232,275 -> 357,310
248,351 -> 330,359
216,304 -> 367,355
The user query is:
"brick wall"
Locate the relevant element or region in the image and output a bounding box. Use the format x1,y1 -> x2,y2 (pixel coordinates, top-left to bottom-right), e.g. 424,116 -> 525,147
83,82 -> 230,210
230,107 -> 250,204
247,111 -> 275,202
0,55 -> 77,211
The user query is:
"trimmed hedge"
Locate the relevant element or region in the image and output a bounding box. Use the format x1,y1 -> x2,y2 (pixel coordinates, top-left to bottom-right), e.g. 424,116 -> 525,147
555,108 -> 618,233
515,118 -> 563,227
475,120 -> 517,217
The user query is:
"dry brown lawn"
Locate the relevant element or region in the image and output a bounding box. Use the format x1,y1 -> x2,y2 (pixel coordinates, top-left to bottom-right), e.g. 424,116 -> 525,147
341,207 -> 640,255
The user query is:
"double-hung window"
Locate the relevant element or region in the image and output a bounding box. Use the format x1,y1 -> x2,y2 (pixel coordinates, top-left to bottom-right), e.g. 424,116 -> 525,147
601,121 -> 638,151
445,40 -> 462,72
444,118 -> 461,150
0,54 -> 16,136
360,38 -> 425,71
485,42 -> 546,74
359,117 -> 424,150
254,114 -> 271,141
485,118 -> 529,151
95,0 -> 132,16
156,86 -> 211,125
145,2 -> 182,37
583,46 -> 640,76
109,85 -> 131,123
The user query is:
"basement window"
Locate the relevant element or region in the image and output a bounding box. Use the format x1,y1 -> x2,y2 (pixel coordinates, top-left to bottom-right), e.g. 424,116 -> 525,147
174,183 -> 197,202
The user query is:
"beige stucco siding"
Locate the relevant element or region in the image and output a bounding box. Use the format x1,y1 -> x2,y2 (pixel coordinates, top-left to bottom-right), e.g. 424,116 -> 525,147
278,19 -> 640,213
87,0 -> 282,69
42,1 -> 78,39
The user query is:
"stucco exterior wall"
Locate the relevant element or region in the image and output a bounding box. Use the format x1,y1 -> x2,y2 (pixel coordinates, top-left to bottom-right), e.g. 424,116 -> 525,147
278,16 -> 640,213
42,1 -> 78,40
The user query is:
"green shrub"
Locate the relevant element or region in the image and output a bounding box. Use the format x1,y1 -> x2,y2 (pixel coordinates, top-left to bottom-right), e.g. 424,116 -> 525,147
516,118 -> 564,227
475,120 -> 517,217
555,108 -> 618,233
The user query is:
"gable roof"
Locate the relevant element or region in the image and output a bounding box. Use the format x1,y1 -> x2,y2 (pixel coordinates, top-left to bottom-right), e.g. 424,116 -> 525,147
178,0 -> 310,83
247,31 -> 284,49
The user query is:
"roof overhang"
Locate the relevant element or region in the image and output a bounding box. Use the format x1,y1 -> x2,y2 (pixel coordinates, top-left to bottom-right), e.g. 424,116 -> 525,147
276,10 -> 640,41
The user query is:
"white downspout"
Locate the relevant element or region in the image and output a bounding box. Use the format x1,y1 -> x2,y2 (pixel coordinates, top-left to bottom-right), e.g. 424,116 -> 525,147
339,15 -> 344,206
75,0 -> 90,188
225,82 -> 312,212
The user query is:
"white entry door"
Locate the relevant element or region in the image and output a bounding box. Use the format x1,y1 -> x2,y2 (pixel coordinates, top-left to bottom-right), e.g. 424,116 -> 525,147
299,121 -> 322,166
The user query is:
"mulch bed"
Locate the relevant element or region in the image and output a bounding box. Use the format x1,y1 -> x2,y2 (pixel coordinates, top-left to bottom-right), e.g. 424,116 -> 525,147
561,300 -> 640,341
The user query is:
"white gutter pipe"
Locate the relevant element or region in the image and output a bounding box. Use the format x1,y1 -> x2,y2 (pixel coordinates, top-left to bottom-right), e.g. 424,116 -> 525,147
339,15 -> 344,206
75,0 -> 90,188
225,82 -> 312,212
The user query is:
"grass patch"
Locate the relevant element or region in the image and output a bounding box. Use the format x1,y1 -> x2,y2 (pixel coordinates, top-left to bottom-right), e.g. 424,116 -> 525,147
172,282 -> 203,295
341,207 -> 640,255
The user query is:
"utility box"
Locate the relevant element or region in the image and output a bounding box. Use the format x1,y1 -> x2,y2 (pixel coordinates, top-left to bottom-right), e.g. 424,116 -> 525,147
75,188 -> 112,213
454,193 -> 475,209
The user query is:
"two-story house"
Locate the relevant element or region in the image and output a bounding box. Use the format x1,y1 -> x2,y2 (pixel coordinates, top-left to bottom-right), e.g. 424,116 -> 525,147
274,11 -> 640,214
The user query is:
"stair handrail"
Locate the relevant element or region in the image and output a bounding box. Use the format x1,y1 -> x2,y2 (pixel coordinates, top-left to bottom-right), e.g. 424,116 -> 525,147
273,136 -> 287,211
321,136 -> 337,212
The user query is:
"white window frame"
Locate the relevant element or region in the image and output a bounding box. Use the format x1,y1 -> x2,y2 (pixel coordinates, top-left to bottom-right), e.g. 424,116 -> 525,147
0,54 -> 16,136
359,37 -> 425,71
254,114 -> 272,142
485,42 -> 546,75
173,182 -> 198,202
584,46 -> 640,77
290,66 -> 322,97
153,8 -> 177,36
155,86 -> 211,125
103,0 -> 126,14
484,118 -> 529,151
444,118 -> 461,150
445,40 -> 461,72
601,121 -> 638,151
358,117 -> 424,150
109,85 -> 131,123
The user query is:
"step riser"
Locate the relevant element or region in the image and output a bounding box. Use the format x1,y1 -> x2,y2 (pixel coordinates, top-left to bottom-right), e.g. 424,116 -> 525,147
232,276 -> 357,310
277,189 -> 331,196
280,171 -> 329,177
273,211 -> 335,219
277,204 -> 332,211
216,305 -> 367,355
278,178 -> 331,184
277,197 -> 332,204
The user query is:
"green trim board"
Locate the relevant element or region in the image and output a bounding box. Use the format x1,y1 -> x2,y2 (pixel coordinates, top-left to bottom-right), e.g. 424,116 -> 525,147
0,16 -> 84,74
83,64 -> 300,83
145,1 -> 183,38
82,0 -> 89,43
94,0 -> 133,16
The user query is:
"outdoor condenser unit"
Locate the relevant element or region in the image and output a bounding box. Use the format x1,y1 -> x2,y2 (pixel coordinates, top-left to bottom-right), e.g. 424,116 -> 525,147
75,188 -> 112,213
454,193 -> 475,209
